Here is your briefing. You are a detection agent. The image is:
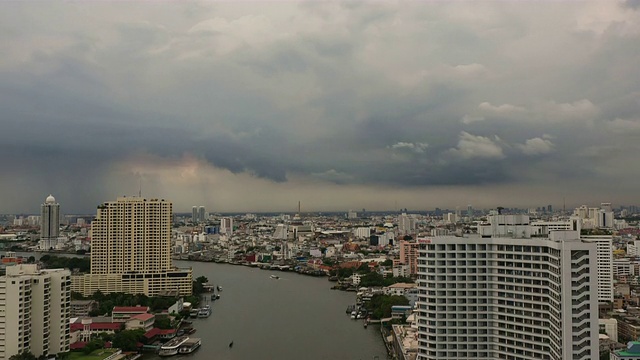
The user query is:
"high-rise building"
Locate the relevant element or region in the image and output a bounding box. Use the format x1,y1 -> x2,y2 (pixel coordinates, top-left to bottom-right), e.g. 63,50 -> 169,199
399,240 -> 420,275
71,197 -> 192,297
416,214 -> 599,360
198,206 -> 206,223
0,264 -> 71,358
220,217 -> 233,236
398,213 -> 416,235
40,194 -> 60,250
581,235 -> 614,302
192,206 -> 198,223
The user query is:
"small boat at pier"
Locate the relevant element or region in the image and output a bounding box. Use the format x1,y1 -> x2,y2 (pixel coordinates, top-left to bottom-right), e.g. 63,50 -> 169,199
158,336 -> 189,357
178,338 -> 201,354
198,305 -> 211,318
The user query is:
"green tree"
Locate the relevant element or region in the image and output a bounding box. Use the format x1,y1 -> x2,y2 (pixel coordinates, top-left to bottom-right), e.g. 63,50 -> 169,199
184,295 -> 200,308
356,263 -> 371,274
9,352 -> 37,360
154,315 -> 173,329
83,338 -> 105,355
365,294 -> 410,319
195,276 -> 209,284
112,329 -> 144,351
381,259 -> 393,267
97,332 -> 115,342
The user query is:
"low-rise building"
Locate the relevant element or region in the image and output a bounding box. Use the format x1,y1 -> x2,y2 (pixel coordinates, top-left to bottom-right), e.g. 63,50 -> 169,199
390,314 -> 419,360
125,313 -> 155,332
612,341 -> 640,359
70,300 -> 97,317
618,317 -> 640,343
112,306 -> 150,323
601,318 -> 619,342
70,318 -> 121,343
383,283 -> 417,296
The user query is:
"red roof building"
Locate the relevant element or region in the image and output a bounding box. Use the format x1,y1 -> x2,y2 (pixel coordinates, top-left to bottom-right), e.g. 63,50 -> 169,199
112,306 -> 150,323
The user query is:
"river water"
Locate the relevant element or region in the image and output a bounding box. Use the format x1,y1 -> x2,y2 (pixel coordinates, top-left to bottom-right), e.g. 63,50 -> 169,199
21,253 -> 388,360
155,261 -> 388,360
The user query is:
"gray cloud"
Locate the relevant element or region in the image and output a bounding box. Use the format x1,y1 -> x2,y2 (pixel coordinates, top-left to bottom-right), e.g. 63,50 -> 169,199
1,2 -> 640,212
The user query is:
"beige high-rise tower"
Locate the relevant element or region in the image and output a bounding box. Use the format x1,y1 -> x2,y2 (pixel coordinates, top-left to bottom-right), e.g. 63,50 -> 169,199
90,197 -> 173,274
72,197 -> 192,297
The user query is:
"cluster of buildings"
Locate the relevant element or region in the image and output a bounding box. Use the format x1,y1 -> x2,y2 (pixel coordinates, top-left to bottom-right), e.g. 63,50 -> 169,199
0,196 -> 195,358
2,196 -> 640,359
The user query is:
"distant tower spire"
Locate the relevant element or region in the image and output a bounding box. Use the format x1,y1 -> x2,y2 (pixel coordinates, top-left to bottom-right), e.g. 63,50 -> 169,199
138,178 -> 142,197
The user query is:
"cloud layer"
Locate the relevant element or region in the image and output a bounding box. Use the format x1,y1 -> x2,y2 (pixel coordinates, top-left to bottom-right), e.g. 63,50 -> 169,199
1,2 -> 640,213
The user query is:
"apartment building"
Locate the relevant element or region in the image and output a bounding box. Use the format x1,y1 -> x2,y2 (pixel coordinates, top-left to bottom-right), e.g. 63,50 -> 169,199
581,235 -> 614,302
71,197 -> 192,297
400,240 -> 420,276
0,264 -> 70,358
416,215 -> 599,360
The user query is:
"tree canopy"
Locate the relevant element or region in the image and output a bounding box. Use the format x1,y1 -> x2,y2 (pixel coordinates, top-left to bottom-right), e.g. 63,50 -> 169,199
365,294 -> 410,319
112,329 -> 145,351
39,255 -> 90,273
9,352 -> 37,360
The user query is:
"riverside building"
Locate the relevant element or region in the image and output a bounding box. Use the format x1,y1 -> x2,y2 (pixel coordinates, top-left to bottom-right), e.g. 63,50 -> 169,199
0,264 -> 71,358
71,197 -> 192,297
416,214 -> 599,360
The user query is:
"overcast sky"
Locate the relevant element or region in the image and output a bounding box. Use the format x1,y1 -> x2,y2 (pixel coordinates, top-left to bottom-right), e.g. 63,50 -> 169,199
2,1 -> 640,214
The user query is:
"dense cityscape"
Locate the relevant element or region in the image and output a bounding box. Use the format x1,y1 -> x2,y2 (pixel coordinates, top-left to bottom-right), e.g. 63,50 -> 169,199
3,1 -> 640,360
1,195 -> 640,359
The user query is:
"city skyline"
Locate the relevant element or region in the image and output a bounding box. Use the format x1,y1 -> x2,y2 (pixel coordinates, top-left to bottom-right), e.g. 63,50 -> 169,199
2,2 -> 640,213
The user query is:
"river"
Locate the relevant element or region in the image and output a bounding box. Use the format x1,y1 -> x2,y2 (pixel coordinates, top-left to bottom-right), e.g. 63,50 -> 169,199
21,253 -> 388,360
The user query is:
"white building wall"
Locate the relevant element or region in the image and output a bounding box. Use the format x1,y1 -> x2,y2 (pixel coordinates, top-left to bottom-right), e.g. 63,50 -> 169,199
0,265 -> 70,359
599,318 -> 618,342
353,227 -> 371,238
613,258 -> 633,276
580,235 -> 614,302
416,231 -> 598,360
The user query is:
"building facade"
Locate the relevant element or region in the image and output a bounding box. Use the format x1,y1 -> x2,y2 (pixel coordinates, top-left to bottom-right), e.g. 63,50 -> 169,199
0,264 -> 70,359
416,215 -> 599,360
400,240 -> 420,276
40,194 -> 60,250
71,197 -> 192,297
581,235 -> 614,302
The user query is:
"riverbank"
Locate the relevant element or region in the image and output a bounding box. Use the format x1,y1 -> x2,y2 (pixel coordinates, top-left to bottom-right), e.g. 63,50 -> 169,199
12,251 -> 390,359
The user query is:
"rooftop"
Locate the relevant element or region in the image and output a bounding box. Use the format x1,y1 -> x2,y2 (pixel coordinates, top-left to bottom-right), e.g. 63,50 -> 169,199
112,306 -> 149,313
130,313 -> 155,321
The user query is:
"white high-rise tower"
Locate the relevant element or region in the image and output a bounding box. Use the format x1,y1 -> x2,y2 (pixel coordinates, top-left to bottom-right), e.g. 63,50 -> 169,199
40,194 -> 60,250
416,214 -> 599,360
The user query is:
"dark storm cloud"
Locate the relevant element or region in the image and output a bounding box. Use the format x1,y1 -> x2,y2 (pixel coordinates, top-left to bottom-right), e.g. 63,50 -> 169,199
1,1 -> 640,212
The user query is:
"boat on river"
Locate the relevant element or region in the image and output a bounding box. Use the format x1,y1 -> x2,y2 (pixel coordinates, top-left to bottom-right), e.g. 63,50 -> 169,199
198,305 -> 211,318
178,338 -> 201,354
158,336 -> 190,357
270,275 -> 280,280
